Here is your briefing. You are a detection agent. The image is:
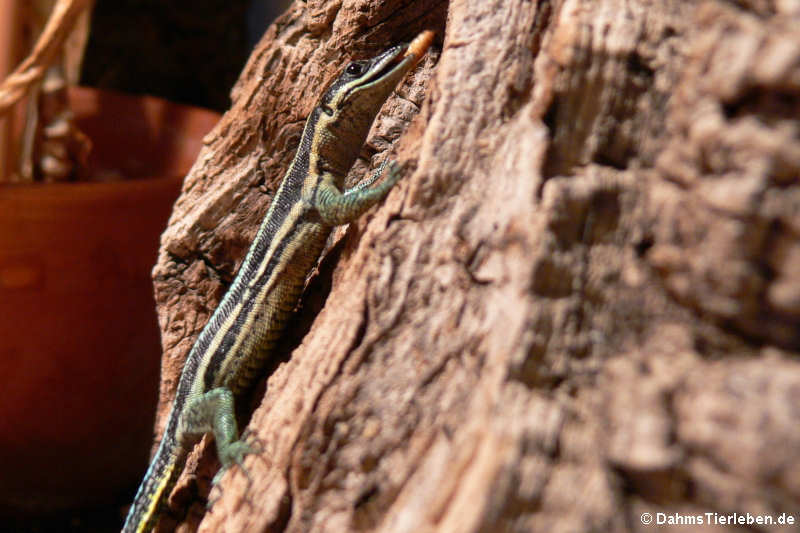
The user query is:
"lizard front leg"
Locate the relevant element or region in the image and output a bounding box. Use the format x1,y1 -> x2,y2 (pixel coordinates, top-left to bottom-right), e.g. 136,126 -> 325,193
314,162 -> 403,226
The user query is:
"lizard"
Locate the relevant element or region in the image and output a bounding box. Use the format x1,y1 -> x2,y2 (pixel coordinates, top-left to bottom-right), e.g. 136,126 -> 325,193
122,30 -> 434,532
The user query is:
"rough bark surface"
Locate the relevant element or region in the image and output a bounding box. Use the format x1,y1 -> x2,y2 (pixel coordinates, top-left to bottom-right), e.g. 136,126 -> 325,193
150,0 -> 800,532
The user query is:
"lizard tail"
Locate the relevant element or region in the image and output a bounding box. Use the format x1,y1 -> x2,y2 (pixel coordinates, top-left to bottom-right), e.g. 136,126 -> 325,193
121,435 -> 182,533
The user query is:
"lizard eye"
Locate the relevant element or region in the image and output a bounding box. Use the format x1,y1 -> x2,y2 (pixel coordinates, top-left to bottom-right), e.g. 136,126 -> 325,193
346,62 -> 365,76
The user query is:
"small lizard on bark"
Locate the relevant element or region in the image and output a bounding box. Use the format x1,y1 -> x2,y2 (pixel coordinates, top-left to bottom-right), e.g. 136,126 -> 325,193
122,31 -> 434,532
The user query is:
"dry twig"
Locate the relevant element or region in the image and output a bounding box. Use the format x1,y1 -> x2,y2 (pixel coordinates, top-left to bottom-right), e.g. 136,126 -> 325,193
0,0 -> 92,116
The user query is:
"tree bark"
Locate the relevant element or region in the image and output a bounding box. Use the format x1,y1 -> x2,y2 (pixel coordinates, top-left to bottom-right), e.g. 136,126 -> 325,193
150,0 -> 800,532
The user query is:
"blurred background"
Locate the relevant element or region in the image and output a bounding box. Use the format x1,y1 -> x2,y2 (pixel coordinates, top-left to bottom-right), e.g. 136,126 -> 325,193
81,0 -> 291,112
0,1 -> 292,531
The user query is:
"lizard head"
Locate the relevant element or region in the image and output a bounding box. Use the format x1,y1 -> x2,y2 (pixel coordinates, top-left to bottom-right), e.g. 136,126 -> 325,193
310,32 -> 433,176
319,39 -> 418,118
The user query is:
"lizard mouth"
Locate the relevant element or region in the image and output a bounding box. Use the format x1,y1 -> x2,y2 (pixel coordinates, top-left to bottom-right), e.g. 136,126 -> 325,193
355,30 -> 435,90
376,48 -> 410,77
356,45 -> 412,89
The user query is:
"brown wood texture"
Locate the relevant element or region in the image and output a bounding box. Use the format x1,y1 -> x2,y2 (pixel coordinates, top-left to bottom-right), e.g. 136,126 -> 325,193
150,1 -> 800,531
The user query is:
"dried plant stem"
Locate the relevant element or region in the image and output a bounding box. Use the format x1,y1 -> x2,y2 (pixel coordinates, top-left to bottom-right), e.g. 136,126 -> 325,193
0,0 -> 92,116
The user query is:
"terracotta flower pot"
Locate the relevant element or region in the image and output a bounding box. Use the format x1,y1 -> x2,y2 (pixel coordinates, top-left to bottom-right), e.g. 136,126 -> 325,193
0,87 -> 220,512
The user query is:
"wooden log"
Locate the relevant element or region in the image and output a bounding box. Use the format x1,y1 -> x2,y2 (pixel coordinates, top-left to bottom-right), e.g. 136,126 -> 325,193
150,1 -> 800,531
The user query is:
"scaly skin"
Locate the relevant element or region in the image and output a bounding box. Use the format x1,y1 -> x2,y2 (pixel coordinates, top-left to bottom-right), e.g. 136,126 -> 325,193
122,33 -> 432,533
